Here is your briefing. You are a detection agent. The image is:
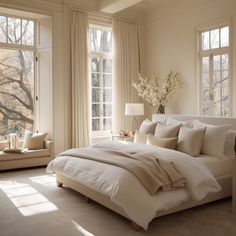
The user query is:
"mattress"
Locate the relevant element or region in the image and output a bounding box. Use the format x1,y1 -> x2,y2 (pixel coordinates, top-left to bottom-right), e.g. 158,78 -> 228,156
196,155 -> 233,177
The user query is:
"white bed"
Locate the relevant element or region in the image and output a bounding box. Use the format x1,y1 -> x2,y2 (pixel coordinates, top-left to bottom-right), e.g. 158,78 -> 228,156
47,115 -> 236,231
197,154 -> 232,177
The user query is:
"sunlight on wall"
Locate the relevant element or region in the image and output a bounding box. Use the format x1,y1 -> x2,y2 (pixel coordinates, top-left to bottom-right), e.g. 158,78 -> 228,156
0,180 -> 58,216
72,220 -> 95,236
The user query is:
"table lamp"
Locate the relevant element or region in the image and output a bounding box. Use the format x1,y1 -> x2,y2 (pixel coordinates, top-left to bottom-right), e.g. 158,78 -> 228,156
125,103 -> 144,131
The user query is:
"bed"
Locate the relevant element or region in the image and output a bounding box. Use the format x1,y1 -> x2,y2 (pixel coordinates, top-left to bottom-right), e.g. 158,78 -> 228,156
47,115 -> 236,231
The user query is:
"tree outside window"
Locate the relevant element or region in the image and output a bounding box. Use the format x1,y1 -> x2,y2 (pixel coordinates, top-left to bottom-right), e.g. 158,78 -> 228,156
0,15 -> 35,139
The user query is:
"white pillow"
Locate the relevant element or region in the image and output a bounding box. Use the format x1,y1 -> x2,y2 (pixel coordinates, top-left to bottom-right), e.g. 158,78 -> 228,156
177,126 -> 205,156
147,134 -> 178,150
23,131 -> 48,150
167,117 -> 194,127
139,119 -> 157,134
192,120 -> 229,158
153,117 -> 167,125
154,123 -> 181,138
134,131 -> 147,144
166,117 -> 183,126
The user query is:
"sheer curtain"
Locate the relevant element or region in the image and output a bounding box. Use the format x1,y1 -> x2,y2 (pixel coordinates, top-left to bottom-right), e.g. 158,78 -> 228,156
71,10 -> 89,147
113,18 -> 141,132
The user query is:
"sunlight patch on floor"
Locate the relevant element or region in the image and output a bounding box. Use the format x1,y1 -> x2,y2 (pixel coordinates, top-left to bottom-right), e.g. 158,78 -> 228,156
0,180 -> 58,216
72,220 -> 95,236
29,175 -> 56,186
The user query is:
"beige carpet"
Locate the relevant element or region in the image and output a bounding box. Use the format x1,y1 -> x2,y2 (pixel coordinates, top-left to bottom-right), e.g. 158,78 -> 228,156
0,168 -> 236,236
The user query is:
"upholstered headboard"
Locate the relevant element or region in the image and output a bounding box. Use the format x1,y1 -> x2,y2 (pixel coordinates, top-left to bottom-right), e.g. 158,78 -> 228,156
152,114 -> 236,155
152,114 -> 236,130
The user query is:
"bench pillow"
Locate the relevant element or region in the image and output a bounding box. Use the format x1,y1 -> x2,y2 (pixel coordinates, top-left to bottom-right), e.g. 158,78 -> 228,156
23,131 -> 48,150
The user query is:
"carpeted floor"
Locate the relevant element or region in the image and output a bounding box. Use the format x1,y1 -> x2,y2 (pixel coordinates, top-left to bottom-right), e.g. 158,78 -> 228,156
0,168 -> 236,236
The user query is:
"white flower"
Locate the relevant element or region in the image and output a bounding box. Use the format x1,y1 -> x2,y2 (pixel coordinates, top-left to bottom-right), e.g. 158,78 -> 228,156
133,71 -> 182,108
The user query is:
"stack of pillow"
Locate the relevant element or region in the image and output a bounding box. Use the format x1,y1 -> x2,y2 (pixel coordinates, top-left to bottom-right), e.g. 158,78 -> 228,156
135,118 -> 235,159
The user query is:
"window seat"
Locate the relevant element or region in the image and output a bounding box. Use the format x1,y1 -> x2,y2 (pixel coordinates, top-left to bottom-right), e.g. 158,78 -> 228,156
0,140 -> 54,171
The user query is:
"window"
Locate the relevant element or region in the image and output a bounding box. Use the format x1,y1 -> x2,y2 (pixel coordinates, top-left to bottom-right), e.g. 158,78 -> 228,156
0,15 -> 35,139
89,26 -> 112,135
199,25 -> 231,117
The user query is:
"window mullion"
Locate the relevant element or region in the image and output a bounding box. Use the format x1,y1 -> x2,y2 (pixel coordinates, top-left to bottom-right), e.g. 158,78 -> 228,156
100,55 -> 103,133
6,16 -> 8,43
209,54 -> 213,115
20,19 -> 22,45
220,55 -> 223,116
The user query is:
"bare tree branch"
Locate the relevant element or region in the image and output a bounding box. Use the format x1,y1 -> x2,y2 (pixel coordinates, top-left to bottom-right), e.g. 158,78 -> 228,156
0,62 -> 21,73
0,91 -> 31,109
0,103 -> 33,124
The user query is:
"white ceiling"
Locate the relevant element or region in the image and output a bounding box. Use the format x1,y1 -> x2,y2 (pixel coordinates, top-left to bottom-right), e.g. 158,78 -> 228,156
99,0 -> 176,14
99,0 -> 143,14
131,0 -> 175,12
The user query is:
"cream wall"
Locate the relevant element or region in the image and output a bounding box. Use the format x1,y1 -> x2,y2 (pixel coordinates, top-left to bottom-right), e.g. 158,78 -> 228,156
143,0 -> 236,119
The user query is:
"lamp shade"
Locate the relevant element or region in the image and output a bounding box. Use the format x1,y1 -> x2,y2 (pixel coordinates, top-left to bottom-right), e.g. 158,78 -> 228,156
125,103 -> 144,116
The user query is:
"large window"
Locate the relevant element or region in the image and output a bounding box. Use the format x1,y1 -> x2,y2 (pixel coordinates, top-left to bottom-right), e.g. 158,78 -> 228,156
199,25 -> 231,117
0,15 -> 35,139
89,26 -> 112,136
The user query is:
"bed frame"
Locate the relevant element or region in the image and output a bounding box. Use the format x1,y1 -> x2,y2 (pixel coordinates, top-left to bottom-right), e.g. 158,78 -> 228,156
55,115 -> 236,231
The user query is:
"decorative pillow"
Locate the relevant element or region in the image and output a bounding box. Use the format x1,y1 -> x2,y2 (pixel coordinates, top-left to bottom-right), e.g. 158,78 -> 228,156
139,119 -> 157,134
147,134 -> 178,150
177,126 -> 205,156
154,123 -> 181,138
166,117 -> 194,127
134,131 -> 147,144
23,131 -> 48,150
153,116 -> 167,125
192,120 -> 229,158
224,131 -> 236,158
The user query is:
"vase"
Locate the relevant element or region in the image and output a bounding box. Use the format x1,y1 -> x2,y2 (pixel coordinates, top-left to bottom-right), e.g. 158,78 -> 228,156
157,104 -> 165,114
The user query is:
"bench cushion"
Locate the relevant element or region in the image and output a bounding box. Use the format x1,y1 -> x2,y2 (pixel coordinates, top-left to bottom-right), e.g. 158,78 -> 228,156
0,149 -> 50,161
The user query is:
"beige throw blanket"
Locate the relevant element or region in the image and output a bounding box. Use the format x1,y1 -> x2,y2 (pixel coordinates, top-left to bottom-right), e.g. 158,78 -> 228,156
59,148 -> 186,195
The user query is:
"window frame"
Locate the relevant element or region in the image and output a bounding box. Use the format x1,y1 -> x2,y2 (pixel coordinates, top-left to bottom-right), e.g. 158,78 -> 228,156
0,13 -> 36,50
0,13 -> 38,139
198,22 -> 232,117
88,24 -> 113,137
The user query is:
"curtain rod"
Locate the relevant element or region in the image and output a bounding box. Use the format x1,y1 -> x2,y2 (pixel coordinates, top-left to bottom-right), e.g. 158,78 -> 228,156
69,6 -> 137,24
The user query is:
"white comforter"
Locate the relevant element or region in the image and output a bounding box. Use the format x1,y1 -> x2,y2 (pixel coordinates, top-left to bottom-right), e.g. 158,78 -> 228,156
47,141 -> 221,229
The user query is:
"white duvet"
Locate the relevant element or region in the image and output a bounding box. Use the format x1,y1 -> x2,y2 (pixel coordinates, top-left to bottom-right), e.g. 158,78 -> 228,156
47,141 -> 221,230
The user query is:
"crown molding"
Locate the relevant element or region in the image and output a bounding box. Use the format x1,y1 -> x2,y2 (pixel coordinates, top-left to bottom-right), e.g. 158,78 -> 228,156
0,0 -> 64,15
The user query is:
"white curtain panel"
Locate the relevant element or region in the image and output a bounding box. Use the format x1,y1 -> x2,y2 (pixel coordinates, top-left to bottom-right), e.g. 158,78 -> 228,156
113,18 -> 141,132
71,10 -> 89,147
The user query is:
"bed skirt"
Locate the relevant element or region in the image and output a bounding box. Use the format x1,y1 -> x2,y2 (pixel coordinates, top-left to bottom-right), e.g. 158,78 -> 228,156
55,172 -> 232,221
